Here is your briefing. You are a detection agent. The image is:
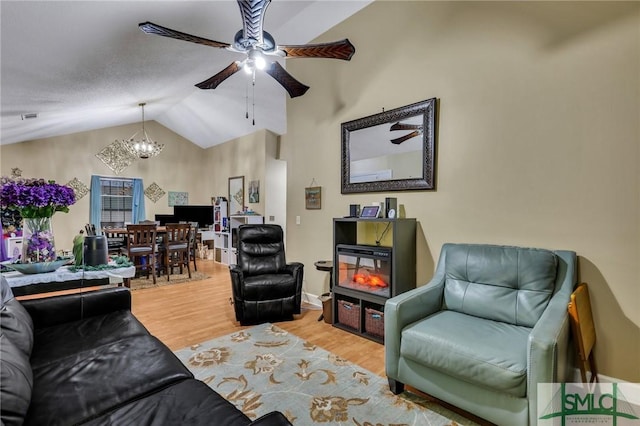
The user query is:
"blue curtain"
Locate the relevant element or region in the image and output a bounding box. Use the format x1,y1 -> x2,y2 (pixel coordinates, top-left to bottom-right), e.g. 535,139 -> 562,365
132,179 -> 145,223
89,175 -> 102,229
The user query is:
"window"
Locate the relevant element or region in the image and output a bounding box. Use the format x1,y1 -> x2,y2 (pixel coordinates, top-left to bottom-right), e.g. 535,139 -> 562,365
100,178 -> 133,228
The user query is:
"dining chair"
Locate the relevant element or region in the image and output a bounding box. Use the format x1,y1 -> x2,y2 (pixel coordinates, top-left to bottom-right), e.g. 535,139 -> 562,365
163,223 -> 192,281
188,222 -> 199,272
126,224 -> 158,284
568,283 -> 599,384
103,228 -> 126,256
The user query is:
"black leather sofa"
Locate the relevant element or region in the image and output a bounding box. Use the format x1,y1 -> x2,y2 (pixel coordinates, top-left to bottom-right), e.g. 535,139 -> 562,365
0,277 -> 292,426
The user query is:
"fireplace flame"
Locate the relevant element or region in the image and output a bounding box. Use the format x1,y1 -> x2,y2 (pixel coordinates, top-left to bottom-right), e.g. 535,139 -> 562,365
352,273 -> 388,288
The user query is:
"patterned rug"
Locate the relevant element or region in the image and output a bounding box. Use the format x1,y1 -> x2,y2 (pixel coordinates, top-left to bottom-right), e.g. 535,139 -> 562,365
174,323 -> 478,425
129,270 -> 209,290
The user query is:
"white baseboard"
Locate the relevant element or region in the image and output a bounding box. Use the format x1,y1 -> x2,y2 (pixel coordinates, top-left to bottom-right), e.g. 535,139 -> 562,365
585,372 -> 640,406
301,291 -> 322,309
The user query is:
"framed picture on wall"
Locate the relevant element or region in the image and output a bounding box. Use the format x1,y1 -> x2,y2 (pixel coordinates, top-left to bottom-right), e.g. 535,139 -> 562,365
229,176 -> 245,215
249,180 -> 260,203
168,191 -> 188,206
305,186 -> 321,210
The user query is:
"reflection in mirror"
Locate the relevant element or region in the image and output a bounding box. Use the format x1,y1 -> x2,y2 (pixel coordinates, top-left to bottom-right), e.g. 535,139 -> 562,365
341,98 -> 436,194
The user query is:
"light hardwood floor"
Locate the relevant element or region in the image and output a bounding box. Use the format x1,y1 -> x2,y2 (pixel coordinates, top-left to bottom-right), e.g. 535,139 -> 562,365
130,259 -> 386,375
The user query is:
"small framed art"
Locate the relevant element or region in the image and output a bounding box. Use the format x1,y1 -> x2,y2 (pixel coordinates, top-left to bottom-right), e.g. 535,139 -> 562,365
305,186 -> 321,210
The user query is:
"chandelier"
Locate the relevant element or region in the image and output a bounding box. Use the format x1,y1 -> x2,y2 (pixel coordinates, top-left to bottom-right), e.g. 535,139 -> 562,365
123,102 -> 164,159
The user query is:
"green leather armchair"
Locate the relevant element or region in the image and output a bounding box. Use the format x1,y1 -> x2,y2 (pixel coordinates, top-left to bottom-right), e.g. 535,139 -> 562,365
385,243 -> 577,426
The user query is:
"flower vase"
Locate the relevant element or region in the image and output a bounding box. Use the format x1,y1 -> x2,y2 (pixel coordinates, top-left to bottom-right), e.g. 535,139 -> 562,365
22,217 -> 56,263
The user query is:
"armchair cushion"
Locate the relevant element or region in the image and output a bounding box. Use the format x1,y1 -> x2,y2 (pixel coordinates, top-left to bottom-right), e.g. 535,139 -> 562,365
237,225 -> 286,275
401,310 -> 530,397
444,245 -> 557,327
243,274 -> 298,299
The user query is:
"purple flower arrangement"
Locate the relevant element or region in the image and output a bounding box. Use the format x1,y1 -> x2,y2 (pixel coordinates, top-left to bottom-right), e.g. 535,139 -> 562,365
1,177 -> 76,263
0,177 -> 76,218
22,219 -> 55,262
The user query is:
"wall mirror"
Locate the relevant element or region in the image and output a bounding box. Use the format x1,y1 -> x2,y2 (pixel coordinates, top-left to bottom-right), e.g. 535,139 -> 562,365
228,176 -> 245,215
341,98 -> 436,194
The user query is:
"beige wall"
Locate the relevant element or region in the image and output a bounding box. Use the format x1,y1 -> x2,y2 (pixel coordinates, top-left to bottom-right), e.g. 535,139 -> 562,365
281,2 -> 639,381
0,121 -> 213,248
0,124 -> 276,249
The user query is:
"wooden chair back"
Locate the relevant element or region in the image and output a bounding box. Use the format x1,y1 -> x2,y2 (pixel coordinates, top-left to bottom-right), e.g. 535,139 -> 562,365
165,223 -> 191,246
127,224 -> 158,249
568,283 -> 598,383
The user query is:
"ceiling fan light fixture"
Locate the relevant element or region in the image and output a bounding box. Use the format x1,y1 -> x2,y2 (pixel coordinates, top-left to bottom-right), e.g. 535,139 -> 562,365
250,50 -> 267,70
123,103 -> 164,160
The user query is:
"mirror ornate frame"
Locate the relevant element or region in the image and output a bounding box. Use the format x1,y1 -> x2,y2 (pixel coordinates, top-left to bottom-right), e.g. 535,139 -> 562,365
341,98 -> 436,194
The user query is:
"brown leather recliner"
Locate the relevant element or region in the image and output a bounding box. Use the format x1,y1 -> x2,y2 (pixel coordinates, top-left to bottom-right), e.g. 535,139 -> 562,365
229,224 -> 304,325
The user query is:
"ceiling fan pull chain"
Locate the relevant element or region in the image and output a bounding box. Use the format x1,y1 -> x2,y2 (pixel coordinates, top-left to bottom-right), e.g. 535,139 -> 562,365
245,81 -> 249,120
252,76 -> 256,126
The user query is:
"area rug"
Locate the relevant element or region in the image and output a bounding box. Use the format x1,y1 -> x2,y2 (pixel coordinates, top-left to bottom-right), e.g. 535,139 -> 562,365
174,323 -> 477,425
129,270 -> 209,290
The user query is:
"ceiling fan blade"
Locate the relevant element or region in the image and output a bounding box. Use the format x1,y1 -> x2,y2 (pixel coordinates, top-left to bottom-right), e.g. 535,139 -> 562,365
139,22 -> 230,49
390,130 -> 421,145
279,39 -> 356,61
195,62 -> 241,90
265,61 -> 309,98
390,122 -> 423,131
237,0 -> 271,46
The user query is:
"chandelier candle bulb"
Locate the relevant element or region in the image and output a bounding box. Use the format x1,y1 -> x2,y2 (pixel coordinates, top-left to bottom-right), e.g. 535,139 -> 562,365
123,103 -> 164,159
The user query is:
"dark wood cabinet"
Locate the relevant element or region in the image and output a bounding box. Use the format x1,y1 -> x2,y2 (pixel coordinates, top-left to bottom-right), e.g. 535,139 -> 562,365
332,218 -> 416,343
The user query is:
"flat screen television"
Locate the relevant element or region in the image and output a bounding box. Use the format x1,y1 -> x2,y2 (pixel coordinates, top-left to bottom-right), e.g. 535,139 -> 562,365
172,205 -> 214,228
154,214 -> 175,225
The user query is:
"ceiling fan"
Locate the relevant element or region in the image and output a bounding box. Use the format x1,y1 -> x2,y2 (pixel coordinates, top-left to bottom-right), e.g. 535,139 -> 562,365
389,122 -> 423,145
139,0 -> 355,98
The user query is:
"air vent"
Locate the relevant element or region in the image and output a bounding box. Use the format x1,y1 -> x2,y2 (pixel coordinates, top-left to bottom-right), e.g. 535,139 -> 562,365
21,113 -> 38,120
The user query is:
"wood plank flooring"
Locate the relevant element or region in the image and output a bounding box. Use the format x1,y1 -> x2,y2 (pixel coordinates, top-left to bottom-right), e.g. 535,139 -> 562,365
130,259 -> 386,375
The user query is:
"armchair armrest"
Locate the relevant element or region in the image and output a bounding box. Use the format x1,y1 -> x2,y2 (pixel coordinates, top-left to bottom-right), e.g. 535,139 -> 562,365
283,262 -> 303,279
526,249 -> 576,425
229,264 -> 245,321
384,272 -> 445,378
21,287 -> 131,329
229,264 -> 244,297
284,262 -> 304,311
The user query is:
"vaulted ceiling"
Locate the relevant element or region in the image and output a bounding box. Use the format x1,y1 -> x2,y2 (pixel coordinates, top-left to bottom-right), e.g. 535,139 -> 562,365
0,1 -> 371,148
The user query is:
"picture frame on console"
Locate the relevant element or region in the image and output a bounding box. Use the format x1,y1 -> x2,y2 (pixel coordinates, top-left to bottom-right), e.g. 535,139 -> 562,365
228,176 -> 244,215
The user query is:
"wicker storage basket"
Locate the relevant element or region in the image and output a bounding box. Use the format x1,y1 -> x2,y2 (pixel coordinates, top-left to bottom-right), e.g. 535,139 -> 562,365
337,300 -> 360,330
364,307 -> 385,338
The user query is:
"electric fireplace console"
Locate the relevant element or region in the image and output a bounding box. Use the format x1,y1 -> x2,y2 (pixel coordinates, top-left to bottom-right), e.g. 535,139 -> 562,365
332,217 -> 416,343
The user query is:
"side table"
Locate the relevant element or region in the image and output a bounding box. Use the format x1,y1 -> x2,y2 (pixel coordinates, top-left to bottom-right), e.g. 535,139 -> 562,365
314,260 -> 333,322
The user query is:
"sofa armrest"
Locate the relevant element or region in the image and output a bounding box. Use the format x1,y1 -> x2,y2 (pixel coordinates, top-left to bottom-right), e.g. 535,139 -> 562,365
21,287 -> 131,329
384,275 -> 445,379
249,411 -> 293,426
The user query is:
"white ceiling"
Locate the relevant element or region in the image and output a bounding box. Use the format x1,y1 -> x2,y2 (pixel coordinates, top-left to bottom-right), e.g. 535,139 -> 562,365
0,0 -> 371,148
